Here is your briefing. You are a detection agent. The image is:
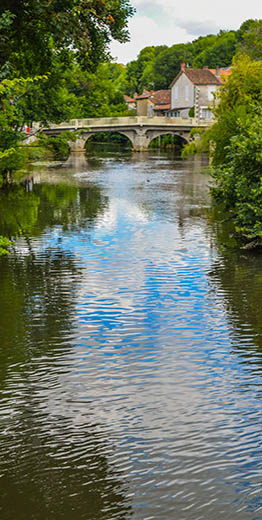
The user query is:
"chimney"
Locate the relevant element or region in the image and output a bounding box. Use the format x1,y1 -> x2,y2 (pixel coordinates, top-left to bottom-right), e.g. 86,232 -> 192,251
180,62 -> 186,72
203,66 -> 208,70
215,66 -> 220,78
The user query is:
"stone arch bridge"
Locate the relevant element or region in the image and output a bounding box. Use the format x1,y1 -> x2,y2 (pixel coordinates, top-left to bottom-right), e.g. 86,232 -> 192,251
39,116 -> 213,152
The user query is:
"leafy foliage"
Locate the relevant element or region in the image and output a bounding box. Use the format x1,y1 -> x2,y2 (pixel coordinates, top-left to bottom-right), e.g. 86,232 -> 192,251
181,128 -> 209,158
208,55 -> 262,165
0,76 -> 47,174
153,43 -> 192,89
0,1 -> 134,76
0,3 -> 134,175
237,19 -> 262,60
193,31 -> 237,68
0,235 -> 12,255
36,132 -> 77,161
211,107 -> 262,241
65,62 -> 129,118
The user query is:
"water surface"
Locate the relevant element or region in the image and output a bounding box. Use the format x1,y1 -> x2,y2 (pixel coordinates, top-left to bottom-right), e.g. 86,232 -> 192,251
0,151 -> 262,520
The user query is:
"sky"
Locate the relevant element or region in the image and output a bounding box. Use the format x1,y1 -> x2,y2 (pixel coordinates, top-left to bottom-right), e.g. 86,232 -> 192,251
110,0 -> 262,64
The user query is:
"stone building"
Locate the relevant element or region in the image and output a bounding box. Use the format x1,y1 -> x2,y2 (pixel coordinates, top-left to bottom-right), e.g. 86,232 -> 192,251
169,62 -> 222,119
135,89 -> 171,117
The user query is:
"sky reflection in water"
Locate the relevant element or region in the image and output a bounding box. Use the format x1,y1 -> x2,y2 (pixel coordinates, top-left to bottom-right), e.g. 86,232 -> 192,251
0,151 -> 262,520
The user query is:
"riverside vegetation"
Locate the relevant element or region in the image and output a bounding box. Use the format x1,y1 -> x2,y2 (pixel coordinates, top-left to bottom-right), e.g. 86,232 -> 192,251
182,55 -> 262,246
0,4 -> 262,248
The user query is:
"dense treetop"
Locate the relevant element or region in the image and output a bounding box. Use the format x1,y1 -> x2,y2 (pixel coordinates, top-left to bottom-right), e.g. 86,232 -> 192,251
123,19 -> 262,94
0,0 -> 134,77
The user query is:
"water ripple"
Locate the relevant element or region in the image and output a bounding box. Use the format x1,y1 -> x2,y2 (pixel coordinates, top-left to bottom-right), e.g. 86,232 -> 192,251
0,154 -> 262,519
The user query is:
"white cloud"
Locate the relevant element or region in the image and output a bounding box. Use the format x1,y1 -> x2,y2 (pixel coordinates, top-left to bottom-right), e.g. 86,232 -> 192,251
110,0 -> 262,63
110,15 -> 191,63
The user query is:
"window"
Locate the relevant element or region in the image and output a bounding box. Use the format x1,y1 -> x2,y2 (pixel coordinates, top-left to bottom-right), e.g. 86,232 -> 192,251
185,85 -> 189,100
208,86 -> 216,100
174,86 -> 179,100
200,107 -> 213,119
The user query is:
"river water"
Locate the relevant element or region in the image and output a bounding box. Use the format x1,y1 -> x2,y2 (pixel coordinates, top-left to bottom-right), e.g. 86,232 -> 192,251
0,150 -> 262,520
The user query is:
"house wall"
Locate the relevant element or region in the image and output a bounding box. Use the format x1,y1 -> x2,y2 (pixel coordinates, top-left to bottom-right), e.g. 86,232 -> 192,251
198,85 -> 218,110
136,99 -> 154,116
171,73 -> 221,118
171,73 -> 194,113
197,84 -> 220,119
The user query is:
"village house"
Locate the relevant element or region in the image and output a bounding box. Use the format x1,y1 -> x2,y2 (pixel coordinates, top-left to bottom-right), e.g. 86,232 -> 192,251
129,64 -> 231,119
169,62 -> 222,119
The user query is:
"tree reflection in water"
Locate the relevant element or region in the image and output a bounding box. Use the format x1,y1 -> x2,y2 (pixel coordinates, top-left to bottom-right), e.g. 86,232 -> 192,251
0,180 -> 131,520
208,212 -> 262,373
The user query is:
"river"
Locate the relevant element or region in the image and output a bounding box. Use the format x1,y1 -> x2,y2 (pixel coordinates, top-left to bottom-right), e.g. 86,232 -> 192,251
0,149 -> 261,520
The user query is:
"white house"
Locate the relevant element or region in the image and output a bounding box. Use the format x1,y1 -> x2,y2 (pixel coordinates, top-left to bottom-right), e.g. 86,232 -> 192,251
169,62 -> 222,119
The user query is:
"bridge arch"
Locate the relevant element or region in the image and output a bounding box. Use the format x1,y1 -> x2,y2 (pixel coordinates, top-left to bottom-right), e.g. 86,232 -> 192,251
146,130 -> 189,148
69,130 -> 136,152
69,129 -> 189,152
84,130 -> 135,149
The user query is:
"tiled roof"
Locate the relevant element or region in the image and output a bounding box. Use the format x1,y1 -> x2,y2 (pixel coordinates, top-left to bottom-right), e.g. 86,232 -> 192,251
169,68 -> 221,88
151,90 -> 171,105
153,104 -> 171,111
135,90 -> 152,100
209,68 -> 232,81
135,89 -> 171,103
124,95 -> 135,103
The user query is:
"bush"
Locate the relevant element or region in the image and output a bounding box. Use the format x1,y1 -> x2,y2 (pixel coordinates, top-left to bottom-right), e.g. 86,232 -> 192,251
0,235 -> 13,256
0,147 -> 26,176
37,132 -> 72,160
189,106 -> 195,117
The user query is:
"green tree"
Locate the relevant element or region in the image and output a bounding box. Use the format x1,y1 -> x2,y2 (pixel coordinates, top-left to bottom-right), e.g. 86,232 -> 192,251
237,19 -> 262,60
209,55 -> 262,165
0,2 -> 134,175
193,31 -> 237,68
64,62 -> 128,118
152,43 -> 193,89
211,106 -> 262,242
190,34 -> 218,63
0,76 -> 46,175
0,1 -> 134,77
125,45 -> 167,94
184,55 -> 262,164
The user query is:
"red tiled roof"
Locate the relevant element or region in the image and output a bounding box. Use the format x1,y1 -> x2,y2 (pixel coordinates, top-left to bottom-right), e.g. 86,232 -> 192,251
209,68 -> 232,81
169,68 -> 221,88
135,90 -> 153,100
153,104 -> 171,111
136,89 -> 171,105
151,90 -> 171,105
124,95 -> 135,103
135,94 -> 151,100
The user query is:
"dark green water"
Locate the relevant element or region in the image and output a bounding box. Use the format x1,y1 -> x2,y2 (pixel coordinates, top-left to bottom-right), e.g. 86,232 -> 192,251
0,151 -> 262,520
